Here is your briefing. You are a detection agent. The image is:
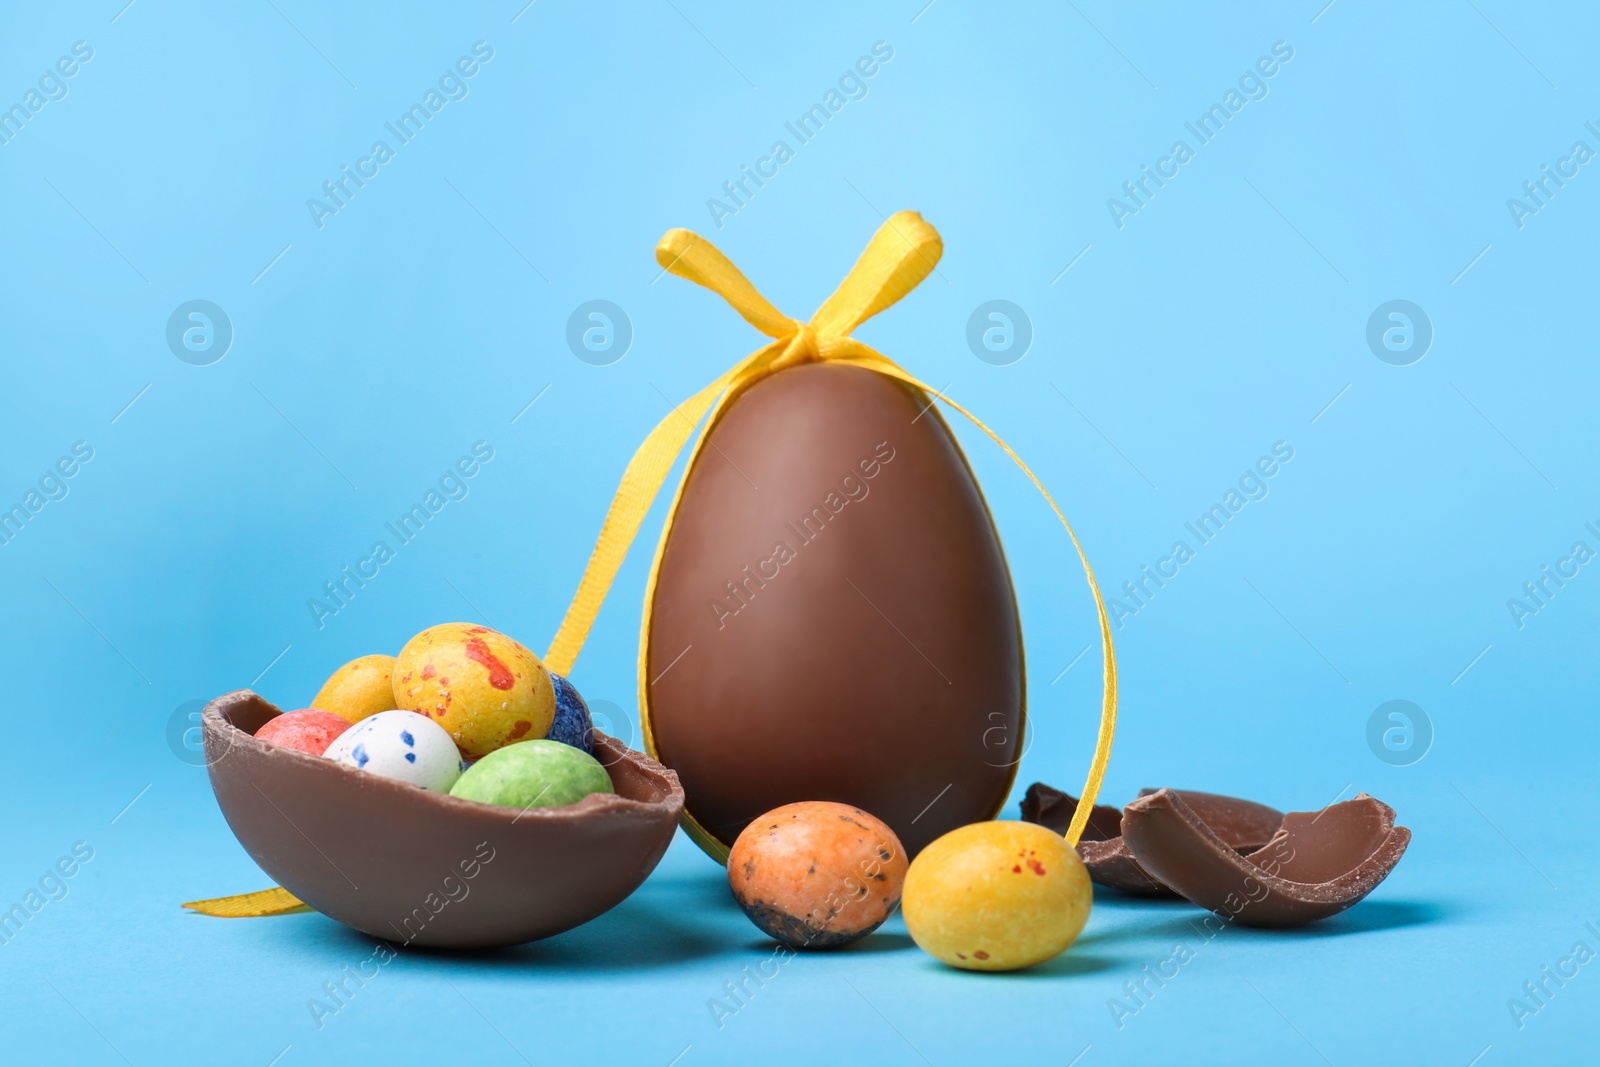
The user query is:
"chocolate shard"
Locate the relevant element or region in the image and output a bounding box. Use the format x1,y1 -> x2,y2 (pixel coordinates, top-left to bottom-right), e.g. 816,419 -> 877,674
1020,782 -> 1165,894
1079,837 -> 1171,896
1020,783 -> 1284,896
1135,788 -> 1283,855
1121,788 -> 1411,928
1019,782 -> 1121,840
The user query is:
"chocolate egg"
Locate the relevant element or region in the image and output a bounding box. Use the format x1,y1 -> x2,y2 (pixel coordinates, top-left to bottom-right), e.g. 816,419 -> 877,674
393,623 -> 555,758
203,690 -> 682,947
727,801 -> 908,949
645,363 -> 1022,859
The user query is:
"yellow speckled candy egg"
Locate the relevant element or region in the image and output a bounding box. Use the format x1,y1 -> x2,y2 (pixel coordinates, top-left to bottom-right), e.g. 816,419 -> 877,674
392,623 -> 554,759
903,820 -> 1091,972
312,654 -> 397,725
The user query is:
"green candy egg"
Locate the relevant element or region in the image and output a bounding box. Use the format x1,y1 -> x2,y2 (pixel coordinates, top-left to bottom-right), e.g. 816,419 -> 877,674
449,739 -> 614,811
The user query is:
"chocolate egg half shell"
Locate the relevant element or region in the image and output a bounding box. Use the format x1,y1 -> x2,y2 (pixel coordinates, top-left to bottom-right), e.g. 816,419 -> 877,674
203,690 -> 682,948
645,363 -> 1023,860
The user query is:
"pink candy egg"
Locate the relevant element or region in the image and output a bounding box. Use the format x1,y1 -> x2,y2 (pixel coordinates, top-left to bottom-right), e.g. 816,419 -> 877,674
254,708 -> 352,757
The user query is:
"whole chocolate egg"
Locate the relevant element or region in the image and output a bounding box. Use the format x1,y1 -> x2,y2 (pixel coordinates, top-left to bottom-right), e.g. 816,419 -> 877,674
645,363 -> 1023,860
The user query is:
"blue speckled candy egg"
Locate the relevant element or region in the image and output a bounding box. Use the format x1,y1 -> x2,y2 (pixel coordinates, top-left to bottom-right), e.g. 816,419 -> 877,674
322,709 -> 464,792
546,673 -> 595,755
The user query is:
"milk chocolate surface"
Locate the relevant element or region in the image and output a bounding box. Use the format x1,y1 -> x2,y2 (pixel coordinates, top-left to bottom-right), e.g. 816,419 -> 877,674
647,363 -> 1023,858
1122,788 -> 1411,927
203,690 -> 682,948
1021,783 -> 1285,896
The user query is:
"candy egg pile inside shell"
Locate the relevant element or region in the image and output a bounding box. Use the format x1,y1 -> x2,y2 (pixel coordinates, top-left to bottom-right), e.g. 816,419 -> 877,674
903,820 -> 1091,971
323,709 -> 465,793
392,623 -> 555,758
727,801 -> 908,949
312,654 -> 397,725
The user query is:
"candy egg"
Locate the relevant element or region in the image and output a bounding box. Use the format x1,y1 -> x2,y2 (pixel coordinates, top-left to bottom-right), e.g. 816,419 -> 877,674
727,801 -> 908,949
449,739 -> 613,811
903,820 -> 1091,971
392,623 -> 555,759
546,673 -> 594,755
312,654 -> 397,725
323,709 -> 464,792
254,708 -> 351,756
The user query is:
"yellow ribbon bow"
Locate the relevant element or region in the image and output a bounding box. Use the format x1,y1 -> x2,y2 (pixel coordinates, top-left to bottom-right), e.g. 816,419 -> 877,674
557,209 -> 1117,851
185,211 -> 1117,919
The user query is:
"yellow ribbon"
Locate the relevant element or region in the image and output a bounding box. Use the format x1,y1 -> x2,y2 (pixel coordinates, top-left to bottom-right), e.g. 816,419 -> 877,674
182,886 -> 308,917
187,210 -> 1118,919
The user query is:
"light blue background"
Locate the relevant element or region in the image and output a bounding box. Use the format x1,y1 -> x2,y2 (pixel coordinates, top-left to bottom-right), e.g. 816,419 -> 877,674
1,1 -> 1595,1063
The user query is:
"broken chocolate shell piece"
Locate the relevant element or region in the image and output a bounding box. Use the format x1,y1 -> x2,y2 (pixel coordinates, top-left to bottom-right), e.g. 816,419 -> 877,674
1121,789 -> 1411,927
1020,782 -> 1285,896
1019,781 -> 1123,839
1134,788 -> 1284,855
1020,781 -> 1163,894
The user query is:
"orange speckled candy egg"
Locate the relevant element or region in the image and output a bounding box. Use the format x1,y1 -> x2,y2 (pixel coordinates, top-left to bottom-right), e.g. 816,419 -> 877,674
727,801 -> 908,949
312,654 -> 397,725
392,624 -> 554,759
903,820 -> 1091,971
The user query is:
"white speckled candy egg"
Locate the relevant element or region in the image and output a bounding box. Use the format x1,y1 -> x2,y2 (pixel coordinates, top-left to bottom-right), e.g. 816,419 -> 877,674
322,709 -> 464,792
